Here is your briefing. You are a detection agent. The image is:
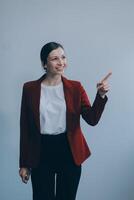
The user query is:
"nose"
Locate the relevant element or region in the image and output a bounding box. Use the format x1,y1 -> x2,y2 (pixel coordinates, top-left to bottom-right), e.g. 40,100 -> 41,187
58,58 -> 63,65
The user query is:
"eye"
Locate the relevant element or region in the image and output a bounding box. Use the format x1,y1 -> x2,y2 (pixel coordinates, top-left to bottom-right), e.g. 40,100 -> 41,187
51,57 -> 58,61
62,55 -> 66,59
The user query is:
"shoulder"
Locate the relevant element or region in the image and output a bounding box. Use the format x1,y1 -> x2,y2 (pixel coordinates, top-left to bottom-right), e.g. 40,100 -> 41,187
23,80 -> 37,89
62,76 -> 82,88
22,73 -> 47,90
22,78 -> 40,93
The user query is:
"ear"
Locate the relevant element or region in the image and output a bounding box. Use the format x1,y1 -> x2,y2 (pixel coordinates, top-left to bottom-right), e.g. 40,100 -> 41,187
44,66 -> 47,70
41,61 -> 47,70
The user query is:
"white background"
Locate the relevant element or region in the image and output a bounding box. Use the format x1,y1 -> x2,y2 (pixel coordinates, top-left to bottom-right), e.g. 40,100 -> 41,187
0,0 -> 134,199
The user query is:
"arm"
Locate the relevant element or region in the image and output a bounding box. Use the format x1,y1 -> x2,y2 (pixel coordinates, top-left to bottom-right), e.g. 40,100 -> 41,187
80,72 -> 111,125
19,84 -> 31,183
19,84 -> 30,167
80,84 -> 108,126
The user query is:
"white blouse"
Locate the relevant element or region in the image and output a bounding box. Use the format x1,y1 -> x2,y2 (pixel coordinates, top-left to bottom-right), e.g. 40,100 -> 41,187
40,82 -> 66,135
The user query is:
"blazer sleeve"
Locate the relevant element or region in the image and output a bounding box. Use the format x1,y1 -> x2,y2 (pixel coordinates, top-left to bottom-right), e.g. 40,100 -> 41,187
80,83 -> 108,126
19,84 -> 30,168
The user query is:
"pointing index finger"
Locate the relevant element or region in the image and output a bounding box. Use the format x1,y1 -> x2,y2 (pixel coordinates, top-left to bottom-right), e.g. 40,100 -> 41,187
101,72 -> 112,83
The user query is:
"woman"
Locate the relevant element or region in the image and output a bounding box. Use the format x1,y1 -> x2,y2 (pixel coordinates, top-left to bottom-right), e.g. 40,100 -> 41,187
19,42 -> 111,200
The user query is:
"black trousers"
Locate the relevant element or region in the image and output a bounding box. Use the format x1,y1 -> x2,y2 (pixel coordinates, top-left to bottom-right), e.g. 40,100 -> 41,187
31,132 -> 81,200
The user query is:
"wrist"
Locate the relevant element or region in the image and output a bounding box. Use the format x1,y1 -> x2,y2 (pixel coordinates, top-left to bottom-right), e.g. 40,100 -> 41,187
97,91 -> 106,99
100,94 -> 106,98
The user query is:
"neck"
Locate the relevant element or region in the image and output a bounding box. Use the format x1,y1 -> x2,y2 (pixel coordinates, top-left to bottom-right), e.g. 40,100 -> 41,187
43,73 -> 62,86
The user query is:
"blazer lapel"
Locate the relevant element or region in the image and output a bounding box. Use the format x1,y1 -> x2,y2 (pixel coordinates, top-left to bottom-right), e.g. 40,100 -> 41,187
62,76 -> 74,131
31,73 -> 46,132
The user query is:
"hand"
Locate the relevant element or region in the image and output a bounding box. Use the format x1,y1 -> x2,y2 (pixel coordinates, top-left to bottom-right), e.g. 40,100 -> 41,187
19,168 -> 31,184
97,72 -> 112,98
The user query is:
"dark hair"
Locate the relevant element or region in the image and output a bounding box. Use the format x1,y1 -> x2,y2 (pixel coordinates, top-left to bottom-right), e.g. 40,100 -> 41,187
40,42 -> 64,69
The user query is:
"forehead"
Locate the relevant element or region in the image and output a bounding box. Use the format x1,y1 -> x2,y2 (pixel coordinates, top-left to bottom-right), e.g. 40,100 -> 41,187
48,47 -> 65,57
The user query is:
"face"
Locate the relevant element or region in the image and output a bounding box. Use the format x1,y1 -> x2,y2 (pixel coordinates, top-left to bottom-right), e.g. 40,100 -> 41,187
45,47 -> 67,75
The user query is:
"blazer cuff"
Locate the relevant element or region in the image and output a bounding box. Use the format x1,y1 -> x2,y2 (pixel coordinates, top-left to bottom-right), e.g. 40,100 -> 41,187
96,92 -> 108,103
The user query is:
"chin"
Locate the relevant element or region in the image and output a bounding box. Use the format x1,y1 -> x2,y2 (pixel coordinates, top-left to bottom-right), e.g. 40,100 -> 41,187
57,70 -> 64,75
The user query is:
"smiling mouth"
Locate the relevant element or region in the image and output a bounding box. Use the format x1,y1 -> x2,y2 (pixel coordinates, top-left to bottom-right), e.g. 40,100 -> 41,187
56,67 -> 64,70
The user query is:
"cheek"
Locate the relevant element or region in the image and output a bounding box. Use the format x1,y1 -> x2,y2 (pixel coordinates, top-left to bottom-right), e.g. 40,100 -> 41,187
63,63 -> 67,68
49,62 -> 56,68
64,60 -> 67,67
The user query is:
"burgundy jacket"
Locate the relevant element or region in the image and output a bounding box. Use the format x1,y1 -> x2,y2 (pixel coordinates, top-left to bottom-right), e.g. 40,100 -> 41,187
19,73 -> 107,168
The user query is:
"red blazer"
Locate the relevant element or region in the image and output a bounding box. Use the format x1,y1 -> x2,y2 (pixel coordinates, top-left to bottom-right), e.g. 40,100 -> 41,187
19,73 -> 107,168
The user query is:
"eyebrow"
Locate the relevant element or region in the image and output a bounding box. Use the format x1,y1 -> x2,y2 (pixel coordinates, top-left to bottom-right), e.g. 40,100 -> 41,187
49,54 -> 66,58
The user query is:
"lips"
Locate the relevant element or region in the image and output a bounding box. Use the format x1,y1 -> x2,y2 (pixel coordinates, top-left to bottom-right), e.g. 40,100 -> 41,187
56,67 -> 64,70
